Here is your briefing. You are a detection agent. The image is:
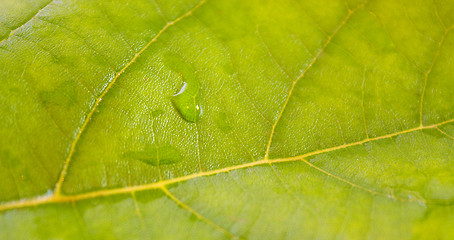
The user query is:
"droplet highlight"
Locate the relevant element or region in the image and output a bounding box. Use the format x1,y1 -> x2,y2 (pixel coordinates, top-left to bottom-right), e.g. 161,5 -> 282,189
164,52 -> 202,123
125,144 -> 182,166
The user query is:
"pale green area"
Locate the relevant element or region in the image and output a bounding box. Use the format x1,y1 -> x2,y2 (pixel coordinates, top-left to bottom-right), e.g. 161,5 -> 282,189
0,0 -> 454,239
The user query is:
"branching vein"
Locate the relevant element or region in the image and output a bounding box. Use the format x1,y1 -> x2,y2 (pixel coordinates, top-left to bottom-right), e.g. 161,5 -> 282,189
53,0 -> 207,196
2,0 -> 454,225
0,0 -> 54,45
264,3 -> 366,159
1,118 -> 453,212
419,27 -> 453,126
161,187 -> 236,239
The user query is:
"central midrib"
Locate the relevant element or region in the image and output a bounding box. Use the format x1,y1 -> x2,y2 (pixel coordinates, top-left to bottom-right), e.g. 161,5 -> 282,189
1,117 -> 453,212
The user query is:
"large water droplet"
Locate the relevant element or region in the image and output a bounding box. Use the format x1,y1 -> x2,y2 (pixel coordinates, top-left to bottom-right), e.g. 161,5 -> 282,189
171,82 -> 202,123
164,52 -> 202,123
125,144 -> 182,166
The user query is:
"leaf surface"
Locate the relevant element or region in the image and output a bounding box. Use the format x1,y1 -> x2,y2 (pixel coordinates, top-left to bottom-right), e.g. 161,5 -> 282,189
1,0 -> 454,239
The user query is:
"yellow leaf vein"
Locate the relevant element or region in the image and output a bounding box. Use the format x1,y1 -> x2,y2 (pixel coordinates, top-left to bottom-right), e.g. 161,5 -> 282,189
53,0 -> 207,196
1,117 -> 453,212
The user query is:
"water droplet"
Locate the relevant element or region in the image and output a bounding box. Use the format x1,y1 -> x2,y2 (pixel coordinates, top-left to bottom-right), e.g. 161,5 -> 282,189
216,112 -> 232,132
125,144 -> 182,166
164,52 -> 202,123
152,109 -> 164,117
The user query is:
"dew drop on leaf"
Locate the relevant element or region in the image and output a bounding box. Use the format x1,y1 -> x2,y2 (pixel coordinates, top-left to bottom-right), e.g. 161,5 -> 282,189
164,52 -> 202,123
171,82 -> 202,123
125,144 -> 182,166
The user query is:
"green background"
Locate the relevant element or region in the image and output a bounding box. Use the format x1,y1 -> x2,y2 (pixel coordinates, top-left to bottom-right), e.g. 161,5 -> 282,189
1,0 -> 454,239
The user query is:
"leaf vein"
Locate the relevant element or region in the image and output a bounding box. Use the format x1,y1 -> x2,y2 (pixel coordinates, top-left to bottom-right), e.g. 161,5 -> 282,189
53,0 -> 208,196
420,27 -> 453,126
161,186 -> 237,239
264,3 -> 367,159
1,118 -> 453,212
0,0 -> 54,45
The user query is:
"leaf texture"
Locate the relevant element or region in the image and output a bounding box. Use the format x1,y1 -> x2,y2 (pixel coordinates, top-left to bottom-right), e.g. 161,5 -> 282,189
1,0 -> 454,239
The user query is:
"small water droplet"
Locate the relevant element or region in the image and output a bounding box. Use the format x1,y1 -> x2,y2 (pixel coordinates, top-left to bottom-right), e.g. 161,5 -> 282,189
125,144 -> 182,166
216,112 -> 232,132
164,52 -> 202,123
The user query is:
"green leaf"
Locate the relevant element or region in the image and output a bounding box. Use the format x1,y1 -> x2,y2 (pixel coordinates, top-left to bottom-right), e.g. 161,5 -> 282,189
1,0 -> 454,239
